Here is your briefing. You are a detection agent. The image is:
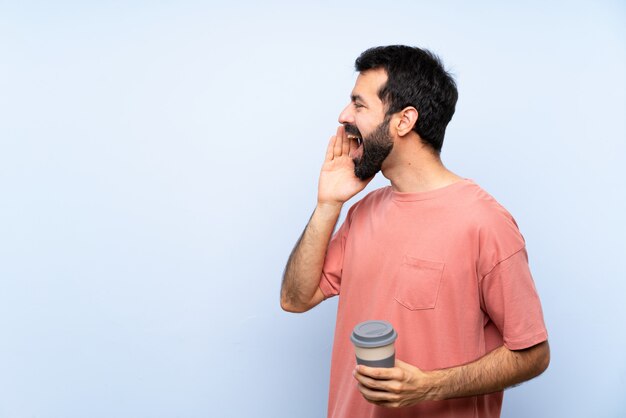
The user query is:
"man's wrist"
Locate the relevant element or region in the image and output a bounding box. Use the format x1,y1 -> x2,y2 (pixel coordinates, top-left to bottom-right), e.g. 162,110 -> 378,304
315,201 -> 343,219
422,369 -> 452,401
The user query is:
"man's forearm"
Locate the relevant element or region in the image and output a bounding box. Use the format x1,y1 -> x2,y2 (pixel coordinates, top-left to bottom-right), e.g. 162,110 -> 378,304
280,202 -> 342,312
429,341 -> 550,400
354,341 -> 550,408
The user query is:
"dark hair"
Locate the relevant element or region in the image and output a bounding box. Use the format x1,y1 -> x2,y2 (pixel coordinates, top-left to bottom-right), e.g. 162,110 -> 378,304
355,45 -> 458,153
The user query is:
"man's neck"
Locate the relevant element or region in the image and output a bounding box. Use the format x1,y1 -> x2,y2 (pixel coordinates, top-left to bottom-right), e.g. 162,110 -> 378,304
382,151 -> 462,193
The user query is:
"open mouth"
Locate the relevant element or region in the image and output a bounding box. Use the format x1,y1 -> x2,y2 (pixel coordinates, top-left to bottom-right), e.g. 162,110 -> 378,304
347,134 -> 364,160
347,134 -> 363,147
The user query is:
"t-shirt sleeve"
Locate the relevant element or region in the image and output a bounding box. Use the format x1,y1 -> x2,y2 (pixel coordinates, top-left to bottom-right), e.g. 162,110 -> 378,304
318,219 -> 348,299
318,203 -> 359,299
480,247 -> 548,350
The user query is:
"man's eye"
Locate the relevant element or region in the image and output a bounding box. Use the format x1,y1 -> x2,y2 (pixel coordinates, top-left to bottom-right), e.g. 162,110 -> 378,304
354,103 -> 364,109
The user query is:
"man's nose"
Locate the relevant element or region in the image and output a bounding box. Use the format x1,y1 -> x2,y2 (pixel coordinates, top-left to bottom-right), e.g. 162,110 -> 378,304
338,103 -> 354,125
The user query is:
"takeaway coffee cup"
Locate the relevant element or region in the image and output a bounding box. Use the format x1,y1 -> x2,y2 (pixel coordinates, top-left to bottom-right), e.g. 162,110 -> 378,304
350,320 -> 398,368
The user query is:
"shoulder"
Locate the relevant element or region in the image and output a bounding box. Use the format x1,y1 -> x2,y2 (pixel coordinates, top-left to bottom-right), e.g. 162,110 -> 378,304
459,181 -> 527,274
346,187 -> 391,218
459,181 -> 519,231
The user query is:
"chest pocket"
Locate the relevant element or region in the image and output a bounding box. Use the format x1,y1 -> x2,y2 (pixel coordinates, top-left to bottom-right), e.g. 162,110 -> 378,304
394,255 -> 445,310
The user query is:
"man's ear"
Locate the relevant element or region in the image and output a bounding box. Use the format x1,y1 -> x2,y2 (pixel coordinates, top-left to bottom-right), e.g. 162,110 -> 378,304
395,107 -> 418,137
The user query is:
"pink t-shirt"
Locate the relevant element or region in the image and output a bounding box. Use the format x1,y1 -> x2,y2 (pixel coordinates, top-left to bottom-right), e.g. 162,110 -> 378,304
319,180 -> 548,418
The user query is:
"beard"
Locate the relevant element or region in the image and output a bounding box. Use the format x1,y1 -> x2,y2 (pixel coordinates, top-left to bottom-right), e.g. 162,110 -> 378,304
345,117 -> 394,180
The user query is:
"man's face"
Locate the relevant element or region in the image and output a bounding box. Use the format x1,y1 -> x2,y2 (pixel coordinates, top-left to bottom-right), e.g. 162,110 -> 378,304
345,117 -> 393,180
338,68 -> 394,180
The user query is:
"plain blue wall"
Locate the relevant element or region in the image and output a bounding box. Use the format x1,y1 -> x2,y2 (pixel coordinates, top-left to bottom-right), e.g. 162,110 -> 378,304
1,1 -> 624,417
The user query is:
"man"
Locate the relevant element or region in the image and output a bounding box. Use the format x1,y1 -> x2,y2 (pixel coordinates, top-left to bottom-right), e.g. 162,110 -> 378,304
281,45 -> 549,418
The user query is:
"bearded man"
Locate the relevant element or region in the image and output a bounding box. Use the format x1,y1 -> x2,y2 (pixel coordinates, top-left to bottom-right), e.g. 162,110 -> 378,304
281,45 -> 549,418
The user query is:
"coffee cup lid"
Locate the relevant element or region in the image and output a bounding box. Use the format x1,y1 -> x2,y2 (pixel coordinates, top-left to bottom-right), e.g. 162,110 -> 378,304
350,320 -> 397,348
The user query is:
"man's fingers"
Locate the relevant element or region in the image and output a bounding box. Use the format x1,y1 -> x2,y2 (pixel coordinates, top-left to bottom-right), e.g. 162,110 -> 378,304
354,373 -> 389,392
339,125 -> 350,156
325,135 -> 337,161
356,365 -> 402,380
357,383 -> 400,404
325,126 -> 354,161
333,126 -> 343,157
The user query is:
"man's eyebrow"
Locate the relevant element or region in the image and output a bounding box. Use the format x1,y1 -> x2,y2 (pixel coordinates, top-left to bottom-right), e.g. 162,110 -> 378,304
351,94 -> 365,103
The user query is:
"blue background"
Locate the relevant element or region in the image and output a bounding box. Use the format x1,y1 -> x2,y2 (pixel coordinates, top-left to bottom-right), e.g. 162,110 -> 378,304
1,1 -> 624,417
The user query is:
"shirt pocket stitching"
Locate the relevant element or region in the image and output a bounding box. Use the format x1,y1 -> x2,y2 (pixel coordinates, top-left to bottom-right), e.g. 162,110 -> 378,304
394,255 -> 445,310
